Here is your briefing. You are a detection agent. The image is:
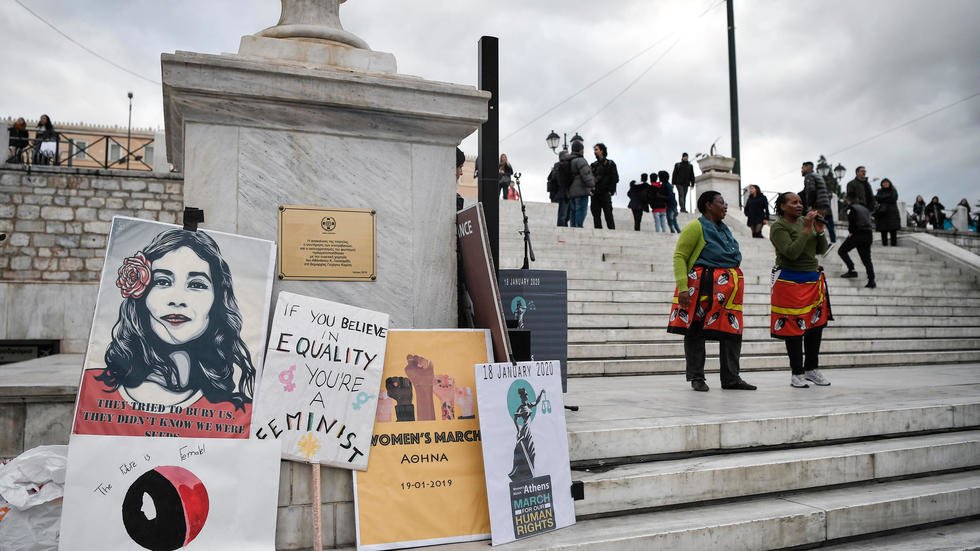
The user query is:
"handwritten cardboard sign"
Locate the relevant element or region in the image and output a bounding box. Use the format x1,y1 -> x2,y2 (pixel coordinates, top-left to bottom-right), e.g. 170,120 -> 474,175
60,435 -> 280,550
252,292 -> 389,469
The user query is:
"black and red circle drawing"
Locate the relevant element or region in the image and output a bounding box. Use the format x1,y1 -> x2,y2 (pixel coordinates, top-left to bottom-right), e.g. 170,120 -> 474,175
121,466 -> 209,551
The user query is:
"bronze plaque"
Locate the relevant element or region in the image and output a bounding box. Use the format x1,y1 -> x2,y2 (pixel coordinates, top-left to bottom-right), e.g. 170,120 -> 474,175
278,205 -> 376,281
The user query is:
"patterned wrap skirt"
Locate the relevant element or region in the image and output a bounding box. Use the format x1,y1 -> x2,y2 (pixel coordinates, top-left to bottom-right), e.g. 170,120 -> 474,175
770,268 -> 832,339
667,266 -> 744,340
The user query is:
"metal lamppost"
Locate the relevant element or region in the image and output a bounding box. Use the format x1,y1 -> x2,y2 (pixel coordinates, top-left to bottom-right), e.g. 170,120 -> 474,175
126,91 -> 133,170
545,130 -> 583,155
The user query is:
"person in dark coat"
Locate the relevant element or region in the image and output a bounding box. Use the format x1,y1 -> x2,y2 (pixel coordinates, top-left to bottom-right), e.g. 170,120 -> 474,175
660,170 -> 682,233
32,114 -> 57,165
912,195 -> 927,228
671,153 -> 696,213
743,185 -> 771,238
7,117 -> 29,163
627,174 -> 651,231
873,178 -> 901,246
924,196 -> 946,230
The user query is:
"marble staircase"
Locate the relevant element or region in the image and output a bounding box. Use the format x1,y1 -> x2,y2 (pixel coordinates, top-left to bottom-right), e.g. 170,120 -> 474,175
437,199 -> 980,550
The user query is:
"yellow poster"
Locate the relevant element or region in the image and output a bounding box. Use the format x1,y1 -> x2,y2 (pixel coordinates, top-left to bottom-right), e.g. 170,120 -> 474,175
354,329 -> 492,550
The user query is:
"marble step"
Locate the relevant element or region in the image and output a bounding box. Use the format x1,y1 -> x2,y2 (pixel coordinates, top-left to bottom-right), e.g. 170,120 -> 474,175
563,278 -> 980,294
574,430 -> 980,516
569,325 -> 980,343
568,350 -> 980,376
570,301 -> 980,317
428,471 -> 980,550
817,518 -> 980,550
569,338 -> 980,361
545,266 -> 974,286
565,313 -> 978,330
568,290 -> 980,307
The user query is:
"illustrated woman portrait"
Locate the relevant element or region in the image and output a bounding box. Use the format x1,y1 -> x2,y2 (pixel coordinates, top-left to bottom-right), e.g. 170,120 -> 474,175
509,385 -> 546,482
98,228 -> 257,409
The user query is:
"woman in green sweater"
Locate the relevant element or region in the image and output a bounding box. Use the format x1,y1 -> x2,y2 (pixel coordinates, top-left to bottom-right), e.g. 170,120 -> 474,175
769,192 -> 833,388
667,191 -> 756,392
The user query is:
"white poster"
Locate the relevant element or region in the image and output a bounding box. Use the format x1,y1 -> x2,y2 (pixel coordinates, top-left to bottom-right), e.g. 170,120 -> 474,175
474,360 -> 575,545
72,216 -> 276,439
59,435 -> 280,551
251,292 -> 389,469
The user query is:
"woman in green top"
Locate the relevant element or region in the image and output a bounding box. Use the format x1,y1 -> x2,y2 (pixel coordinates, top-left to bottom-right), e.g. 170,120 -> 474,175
769,192 -> 833,388
667,191 -> 756,392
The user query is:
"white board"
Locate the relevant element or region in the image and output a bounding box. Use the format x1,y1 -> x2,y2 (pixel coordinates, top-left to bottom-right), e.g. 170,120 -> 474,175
251,292 -> 389,469
474,360 -> 575,545
59,435 -> 280,551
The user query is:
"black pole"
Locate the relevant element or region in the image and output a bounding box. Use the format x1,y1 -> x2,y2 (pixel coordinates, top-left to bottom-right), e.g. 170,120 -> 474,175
126,91 -> 133,170
478,36 -> 500,273
726,0 -> 741,192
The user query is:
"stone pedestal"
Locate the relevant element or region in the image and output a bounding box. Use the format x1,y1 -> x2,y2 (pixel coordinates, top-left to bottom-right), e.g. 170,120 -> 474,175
161,2 -> 488,329
694,155 -> 741,213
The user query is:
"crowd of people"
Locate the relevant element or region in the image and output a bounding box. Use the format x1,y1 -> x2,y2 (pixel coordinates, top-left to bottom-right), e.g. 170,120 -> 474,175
544,144 -> 698,231
6,114 -> 59,165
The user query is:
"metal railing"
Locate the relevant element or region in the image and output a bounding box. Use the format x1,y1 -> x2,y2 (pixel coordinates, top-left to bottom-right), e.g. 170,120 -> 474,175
6,133 -> 154,171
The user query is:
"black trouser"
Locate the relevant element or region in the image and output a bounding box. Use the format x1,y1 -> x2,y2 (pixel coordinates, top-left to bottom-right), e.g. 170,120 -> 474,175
784,326 -> 823,375
591,192 -> 615,229
631,209 -> 644,231
685,322 -> 742,385
880,230 -> 897,246
676,184 -> 689,212
838,230 -> 875,281
499,183 -> 509,200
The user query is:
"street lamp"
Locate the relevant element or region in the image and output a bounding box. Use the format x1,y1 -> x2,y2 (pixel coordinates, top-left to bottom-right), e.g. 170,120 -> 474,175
816,155 -> 831,178
545,130 -> 584,155
126,91 -> 133,170
833,163 -> 846,183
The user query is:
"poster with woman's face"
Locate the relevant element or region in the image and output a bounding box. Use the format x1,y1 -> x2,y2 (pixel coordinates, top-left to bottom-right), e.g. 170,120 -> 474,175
71,217 -> 277,439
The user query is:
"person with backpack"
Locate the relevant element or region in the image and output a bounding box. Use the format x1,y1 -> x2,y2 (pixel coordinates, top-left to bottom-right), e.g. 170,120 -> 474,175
590,143 -> 619,229
568,141 -> 595,228
627,174 -> 651,231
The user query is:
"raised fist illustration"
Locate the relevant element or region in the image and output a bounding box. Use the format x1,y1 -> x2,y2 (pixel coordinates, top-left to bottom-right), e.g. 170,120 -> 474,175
385,376 -> 415,422
455,386 -> 475,419
375,391 -> 394,423
433,374 -> 456,420
404,354 -> 436,421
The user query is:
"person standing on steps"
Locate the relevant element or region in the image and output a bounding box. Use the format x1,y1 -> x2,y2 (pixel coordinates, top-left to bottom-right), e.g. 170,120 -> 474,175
743,184 -> 771,238
590,143 -> 619,229
769,192 -> 833,389
498,154 -> 514,200
839,195 -> 876,289
874,178 -> 901,246
667,191 -> 755,392
567,141 -> 595,228
627,174 -> 651,231
660,170 -> 682,233
672,152 -> 696,213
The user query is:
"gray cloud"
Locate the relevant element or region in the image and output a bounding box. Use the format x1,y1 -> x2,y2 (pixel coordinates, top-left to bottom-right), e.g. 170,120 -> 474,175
2,0 -> 977,211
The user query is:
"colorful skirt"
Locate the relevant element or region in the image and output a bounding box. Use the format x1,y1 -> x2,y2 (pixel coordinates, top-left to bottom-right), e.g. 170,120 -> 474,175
667,266 -> 744,340
770,268 -> 832,339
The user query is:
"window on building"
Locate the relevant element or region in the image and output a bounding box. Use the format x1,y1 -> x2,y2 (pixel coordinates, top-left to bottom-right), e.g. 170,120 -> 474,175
70,140 -> 88,161
109,143 -> 123,164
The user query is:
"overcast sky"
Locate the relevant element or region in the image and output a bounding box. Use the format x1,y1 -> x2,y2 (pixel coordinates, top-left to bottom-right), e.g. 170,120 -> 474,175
2,0 -> 978,210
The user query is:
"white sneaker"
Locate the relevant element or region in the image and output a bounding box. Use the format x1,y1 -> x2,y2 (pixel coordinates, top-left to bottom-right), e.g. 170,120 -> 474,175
805,369 -> 831,386
791,374 -> 810,388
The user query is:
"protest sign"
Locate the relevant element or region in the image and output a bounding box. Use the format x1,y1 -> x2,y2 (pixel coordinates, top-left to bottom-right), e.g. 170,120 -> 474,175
497,270 -> 569,391
59,434 -> 280,550
353,329 -> 493,550
457,204 -> 510,363
251,291 -> 389,469
475,360 -> 575,545
72,217 -> 276,439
